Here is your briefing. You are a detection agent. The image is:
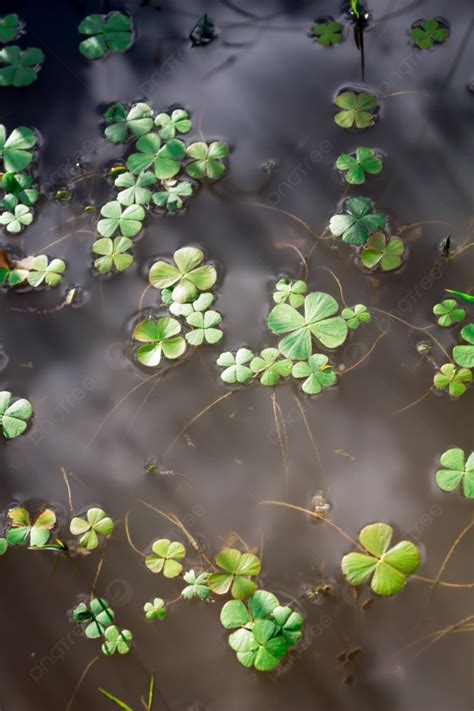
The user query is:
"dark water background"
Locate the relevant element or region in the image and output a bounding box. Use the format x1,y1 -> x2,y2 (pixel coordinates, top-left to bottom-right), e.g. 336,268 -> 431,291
0,0 -> 473,709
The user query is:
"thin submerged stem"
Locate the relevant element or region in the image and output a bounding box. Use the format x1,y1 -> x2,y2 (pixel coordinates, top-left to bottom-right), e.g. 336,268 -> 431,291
275,242 -> 309,281
371,307 -> 452,362
341,329 -> 389,376
314,265 -> 347,306
124,511 -> 146,558
292,394 -> 322,471
61,467 -> 74,513
392,386 -> 434,416
271,390 -> 289,490
65,655 -> 99,711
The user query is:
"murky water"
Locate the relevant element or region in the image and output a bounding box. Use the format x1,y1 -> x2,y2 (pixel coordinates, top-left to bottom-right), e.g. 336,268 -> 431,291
1,1 -> 473,709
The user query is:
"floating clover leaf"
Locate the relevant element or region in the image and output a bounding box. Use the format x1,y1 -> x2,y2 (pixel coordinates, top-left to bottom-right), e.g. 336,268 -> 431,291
70,508 -> 114,550
273,278 -> 308,308
1,172 -> 38,210
0,14 -> 20,43
155,109 -> 192,140
145,539 -> 186,578
334,91 -> 378,129
92,236 -> 133,274
6,507 -> 56,547
341,523 -> 421,596
292,354 -> 336,395
336,147 -> 383,185
453,324 -> 474,369
78,12 -> 134,60
74,599 -> 115,639
220,590 -> 303,671
435,448 -> 474,499
104,102 -> 154,144
115,171 -> 156,206
185,309 -> 223,346
0,391 -> 33,438
217,348 -> 254,384
410,18 -> 449,49
152,180 -> 193,212
0,125 -> 36,173
186,141 -> 229,179
433,299 -> 465,328
170,291 -> 214,317
0,46 -> 44,87
250,348 -> 292,386
0,204 -> 33,233
97,201 -> 144,238
26,256 -> 66,287
329,197 -> 386,246
360,232 -> 404,270
133,318 -> 186,367
181,570 -> 212,600
102,626 -> 133,655
149,246 -> 217,303
312,20 -> 343,46
268,292 -> 348,360
154,139 -> 187,180
127,133 -> 161,173
342,304 -> 371,329
208,548 -> 261,599
144,598 -> 167,621
434,363 -> 472,398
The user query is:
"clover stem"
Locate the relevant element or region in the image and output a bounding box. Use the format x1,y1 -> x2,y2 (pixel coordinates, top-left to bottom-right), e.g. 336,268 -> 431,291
409,614 -> 474,662
314,266 -> 347,307
33,227 -> 95,256
91,556 -> 104,595
275,242 -> 309,282
370,307 -> 452,362
292,394 -> 323,472
411,576 -> 474,589
60,467 -> 74,513
241,201 -> 322,243
128,374 -> 162,431
65,655 -> 99,711
124,511 -> 146,558
138,284 -> 152,313
271,390 -> 289,491
340,328 -> 389,376
391,386 -> 434,417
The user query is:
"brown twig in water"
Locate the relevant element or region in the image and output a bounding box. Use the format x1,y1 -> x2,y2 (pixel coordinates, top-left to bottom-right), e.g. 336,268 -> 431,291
275,242 -> 309,281
371,307 -> 451,361
271,390 -> 289,489
341,329 -> 389,376
426,518 -> 474,603
411,575 -> 474,589
91,557 -> 104,595
65,655 -> 99,711
314,265 -> 347,306
392,386 -> 434,416
124,511 -> 146,558
292,394 -> 322,470
409,614 -> 474,662
61,467 -> 74,513
34,228 -> 95,255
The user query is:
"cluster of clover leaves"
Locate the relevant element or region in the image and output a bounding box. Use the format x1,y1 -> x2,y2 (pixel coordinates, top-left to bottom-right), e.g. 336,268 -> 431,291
78,11 -> 135,60
0,123 -> 40,235
216,279 -> 371,395
92,102 -> 229,276
142,540 -> 303,672
0,13 -> 44,87
0,503 -> 114,557
431,294 -> 474,399
73,598 -> 132,656
132,246 -> 223,367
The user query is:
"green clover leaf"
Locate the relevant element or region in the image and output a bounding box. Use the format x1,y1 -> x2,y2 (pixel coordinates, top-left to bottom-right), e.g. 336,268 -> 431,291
208,548 -> 261,600
410,19 -> 449,49
132,317 -> 186,367
185,309 -> 223,346
341,522 -> 421,596
329,197 -> 386,246
435,448 -> 474,499
70,508 -> 114,550
0,46 -> 44,87
114,171 -> 156,206
152,180 -> 193,212
312,20 -> 343,46
217,348 -> 255,384
0,204 -> 33,233
341,304 -> 371,329
268,291 -> 348,360
145,538 -> 186,578
181,569 -> 212,600
0,125 -> 37,173
26,255 -> 66,287
1,172 -> 38,210
334,91 -> 378,129
144,597 -> 167,620
104,102 -> 154,144
6,506 -> 56,547
101,625 -> 133,655
292,353 -> 336,395
0,14 -> 20,43
273,278 -> 308,308
97,200 -> 145,238
336,147 -> 383,185
360,232 -> 405,270
0,390 -> 33,438
250,348 -> 292,386
433,299 -> 466,328
453,323 -> 474,369
154,109 -> 192,140
434,362 -> 472,397
149,246 -> 217,303
92,236 -> 134,274
79,12 -> 134,60
73,598 -> 116,639
186,141 -> 230,179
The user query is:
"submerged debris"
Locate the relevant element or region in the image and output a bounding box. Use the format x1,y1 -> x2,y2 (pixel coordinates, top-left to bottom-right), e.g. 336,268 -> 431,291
311,491 -> 331,517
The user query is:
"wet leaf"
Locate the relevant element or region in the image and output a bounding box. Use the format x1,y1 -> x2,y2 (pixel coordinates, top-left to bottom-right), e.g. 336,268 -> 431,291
435,448 -> 474,499
334,91 -> 378,129
79,12 -> 134,60
149,246 -> 216,303
145,538 -> 186,577
433,299 -> 465,328
186,141 -> 229,179
360,232 -> 405,271
92,236 -> 133,274
101,625 -> 133,655
336,147 -> 382,185
0,391 -> 33,438
273,278 -> 308,308
330,198 -> 386,246
410,18 -> 449,49
104,102 -> 154,144
434,363 -> 472,398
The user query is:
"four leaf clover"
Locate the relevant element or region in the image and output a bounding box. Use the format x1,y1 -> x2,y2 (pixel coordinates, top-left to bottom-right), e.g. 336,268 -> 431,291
329,197 -> 386,246
70,508 -> 114,550
292,354 -> 336,395
410,19 -> 449,49
336,147 -> 383,185
73,598 -> 115,639
6,506 -> 56,547
104,102 -> 154,144
453,323 -> 474,369
145,539 -> 186,578
78,12 -> 134,60
434,363 -> 472,398
26,255 -> 66,287
268,292 -> 348,360
435,448 -> 474,499
433,299 -> 465,328
132,317 -> 186,367
217,348 -> 255,384
101,626 -> 133,655
92,236 -> 134,274
97,201 -> 145,238
144,598 -> 167,620
185,309 -> 223,346
208,548 -> 261,599
0,203 -> 33,233
250,348 -> 292,386
312,20 -> 343,46
273,278 -> 308,308
0,390 -> 33,438
185,141 -> 229,179
181,570 -> 212,600
149,246 -> 216,303
334,91 -> 378,129
341,522 -> 421,596
155,109 -> 192,140
360,233 -> 405,271
342,304 -> 371,329
0,46 -> 45,87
